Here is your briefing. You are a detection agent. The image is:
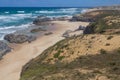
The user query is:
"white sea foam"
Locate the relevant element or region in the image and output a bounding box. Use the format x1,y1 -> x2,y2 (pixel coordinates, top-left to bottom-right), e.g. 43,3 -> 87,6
35,11 -> 59,14
4,11 -> 9,14
0,16 -> 16,20
0,23 -> 31,40
35,10 -> 76,14
17,11 -> 25,13
0,23 -> 30,30
35,8 -> 79,14
47,15 -> 72,18
0,13 -> 33,22
11,13 -> 33,19
81,9 -> 89,13
59,8 -> 78,13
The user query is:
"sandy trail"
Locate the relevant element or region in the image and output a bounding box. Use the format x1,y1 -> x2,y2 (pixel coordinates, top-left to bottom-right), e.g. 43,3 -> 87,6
0,21 -> 89,80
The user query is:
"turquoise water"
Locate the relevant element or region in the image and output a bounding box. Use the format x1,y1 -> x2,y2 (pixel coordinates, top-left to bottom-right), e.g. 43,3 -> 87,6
0,7 -> 88,40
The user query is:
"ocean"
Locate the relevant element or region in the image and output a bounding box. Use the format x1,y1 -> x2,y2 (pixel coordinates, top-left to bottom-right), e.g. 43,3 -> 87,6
0,7 -> 88,40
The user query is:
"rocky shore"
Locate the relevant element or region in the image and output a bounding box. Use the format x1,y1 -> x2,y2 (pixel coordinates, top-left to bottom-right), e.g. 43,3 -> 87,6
0,15 -> 76,60
0,7 -> 118,60
0,41 -> 11,59
0,5 -> 120,60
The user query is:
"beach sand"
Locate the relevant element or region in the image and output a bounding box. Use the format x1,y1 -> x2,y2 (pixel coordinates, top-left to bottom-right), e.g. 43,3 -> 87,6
0,21 -> 89,80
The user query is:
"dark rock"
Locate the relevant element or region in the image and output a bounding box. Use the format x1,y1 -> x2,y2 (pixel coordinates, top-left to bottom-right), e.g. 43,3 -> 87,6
53,16 -> 70,21
76,26 -> 86,31
4,34 -> 36,43
4,34 -> 28,43
70,15 -> 95,22
27,36 -> 37,43
30,28 -> 46,33
33,16 -> 52,25
44,32 -> 53,36
0,41 -> 11,59
83,25 -> 94,34
33,16 -> 71,25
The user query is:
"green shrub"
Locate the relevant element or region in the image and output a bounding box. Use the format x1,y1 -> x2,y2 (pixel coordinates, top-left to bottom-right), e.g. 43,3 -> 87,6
58,56 -> 65,60
117,48 -> 120,53
54,50 -> 61,58
100,49 -> 107,54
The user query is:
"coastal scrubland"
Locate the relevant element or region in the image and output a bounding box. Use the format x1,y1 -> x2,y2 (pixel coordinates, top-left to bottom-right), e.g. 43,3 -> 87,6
20,8 -> 120,80
83,10 -> 120,34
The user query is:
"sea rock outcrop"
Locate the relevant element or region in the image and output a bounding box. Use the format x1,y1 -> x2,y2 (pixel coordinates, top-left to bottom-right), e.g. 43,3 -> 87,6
33,16 -> 52,25
70,15 -> 95,22
30,27 -> 46,33
53,16 -> 70,21
0,41 -> 11,59
4,34 -> 36,43
76,25 -> 86,31
83,25 -> 94,34
33,16 -> 71,25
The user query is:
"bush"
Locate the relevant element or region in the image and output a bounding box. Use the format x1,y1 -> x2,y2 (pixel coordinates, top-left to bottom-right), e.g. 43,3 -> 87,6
58,56 -> 65,60
105,43 -> 110,46
54,50 -> 61,58
117,48 -> 120,53
100,49 -> 107,54
107,36 -> 113,40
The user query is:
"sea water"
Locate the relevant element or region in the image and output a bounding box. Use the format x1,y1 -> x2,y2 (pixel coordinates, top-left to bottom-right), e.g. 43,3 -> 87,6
0,7 -> 89,40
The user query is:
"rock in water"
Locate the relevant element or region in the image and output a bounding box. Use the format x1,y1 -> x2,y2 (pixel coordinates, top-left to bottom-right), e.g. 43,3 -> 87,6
0,41 -> 11,59
33,16 -> 52,25
4,34 -> 28,43
4,34 -> 36,43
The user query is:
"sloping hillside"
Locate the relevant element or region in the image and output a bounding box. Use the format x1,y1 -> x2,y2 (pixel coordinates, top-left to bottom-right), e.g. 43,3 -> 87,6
20,34 -> 120,80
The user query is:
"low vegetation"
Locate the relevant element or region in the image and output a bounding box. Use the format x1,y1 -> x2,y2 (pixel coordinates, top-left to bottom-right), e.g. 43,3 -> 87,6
100,49 -> 107,54
20,48 -> 120,80
20,34 -> 120,80
107,35 -> 113,40
84,10 -> 120,34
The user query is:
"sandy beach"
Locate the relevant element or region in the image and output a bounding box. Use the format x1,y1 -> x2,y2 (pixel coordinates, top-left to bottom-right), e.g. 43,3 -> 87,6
0,21 -> 89,80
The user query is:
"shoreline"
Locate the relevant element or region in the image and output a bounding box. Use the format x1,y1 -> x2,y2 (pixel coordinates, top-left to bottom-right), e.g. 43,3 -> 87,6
0,21 -> 89,80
